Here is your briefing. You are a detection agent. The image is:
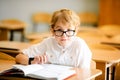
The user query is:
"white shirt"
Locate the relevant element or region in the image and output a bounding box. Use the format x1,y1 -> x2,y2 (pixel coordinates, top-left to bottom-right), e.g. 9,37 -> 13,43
22,36 -> 92,69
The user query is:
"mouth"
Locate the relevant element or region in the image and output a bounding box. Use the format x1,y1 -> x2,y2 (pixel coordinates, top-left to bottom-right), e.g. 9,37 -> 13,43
61,38 -> 67,41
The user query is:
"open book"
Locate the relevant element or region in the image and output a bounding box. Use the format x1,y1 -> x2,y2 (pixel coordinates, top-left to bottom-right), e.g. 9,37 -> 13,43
3,64 -> 75,80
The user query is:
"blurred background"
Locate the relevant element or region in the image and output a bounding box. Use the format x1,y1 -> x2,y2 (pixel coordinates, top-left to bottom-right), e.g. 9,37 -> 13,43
0,0 -> 120,80
0,0 -> 120,42
0,0 -> 99,41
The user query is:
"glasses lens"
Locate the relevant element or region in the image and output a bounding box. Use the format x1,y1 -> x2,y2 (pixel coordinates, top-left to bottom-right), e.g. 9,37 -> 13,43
66,30 -> 75,36
54,30 -> 75,37
54,30 -> 63,37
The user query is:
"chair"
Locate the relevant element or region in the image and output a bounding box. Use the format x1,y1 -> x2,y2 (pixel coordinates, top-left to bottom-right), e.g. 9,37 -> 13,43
31,12 -> 51,32
78,12 -> 98,26
0,19 -> 27,41
98,25 -> 120,37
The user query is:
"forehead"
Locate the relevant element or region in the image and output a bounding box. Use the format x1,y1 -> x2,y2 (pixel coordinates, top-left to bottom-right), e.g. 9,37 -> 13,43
54,20 -> 75,30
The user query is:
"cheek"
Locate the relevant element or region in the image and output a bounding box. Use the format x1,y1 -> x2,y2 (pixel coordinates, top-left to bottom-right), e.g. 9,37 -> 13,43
55,36 -> 60,42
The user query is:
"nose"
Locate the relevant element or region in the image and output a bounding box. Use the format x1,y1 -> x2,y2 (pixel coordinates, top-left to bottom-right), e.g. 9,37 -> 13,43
62,32 -> 67,37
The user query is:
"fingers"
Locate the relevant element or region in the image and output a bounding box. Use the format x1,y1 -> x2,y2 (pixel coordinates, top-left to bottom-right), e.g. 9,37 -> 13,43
42,54 -> 47,63
31,54 -> 48,64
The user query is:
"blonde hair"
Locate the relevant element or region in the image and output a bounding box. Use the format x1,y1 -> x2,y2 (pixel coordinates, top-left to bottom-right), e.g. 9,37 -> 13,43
50,8 -> 80,31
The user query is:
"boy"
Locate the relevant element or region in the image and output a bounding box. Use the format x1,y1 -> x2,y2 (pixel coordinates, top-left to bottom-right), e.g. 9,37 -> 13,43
16,8 -> 92,69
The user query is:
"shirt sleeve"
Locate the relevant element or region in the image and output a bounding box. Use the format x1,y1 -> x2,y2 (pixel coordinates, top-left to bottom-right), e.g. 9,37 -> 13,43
76,38 -> 92,69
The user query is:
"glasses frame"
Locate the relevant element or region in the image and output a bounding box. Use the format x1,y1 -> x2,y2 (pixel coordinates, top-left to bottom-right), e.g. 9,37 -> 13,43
53,29 -> 75,37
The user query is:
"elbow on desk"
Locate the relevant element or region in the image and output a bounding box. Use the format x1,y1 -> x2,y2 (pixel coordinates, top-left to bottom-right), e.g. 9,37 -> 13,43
15,53 -> 29,65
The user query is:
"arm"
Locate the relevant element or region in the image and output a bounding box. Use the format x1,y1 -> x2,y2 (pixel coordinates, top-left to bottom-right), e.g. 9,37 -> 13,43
15,39 -> 48,65
15,52 -> 48,65
15,52 -> 29,65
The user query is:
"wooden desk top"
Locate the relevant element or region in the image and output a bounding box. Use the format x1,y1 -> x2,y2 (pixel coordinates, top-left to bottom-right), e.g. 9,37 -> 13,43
66,68 -> 102,80
0,60 -> 15,72
0,41 -> 32,51
92,49 -> 120,63
102,39 -> 120,44
26,32 -> 51,41
0,41 -> 32,57
0,41 -> 120,64
0,60 -> 102,80
101,40 -> 120,49
79,26 -> 102,33
0,20 -> 27,30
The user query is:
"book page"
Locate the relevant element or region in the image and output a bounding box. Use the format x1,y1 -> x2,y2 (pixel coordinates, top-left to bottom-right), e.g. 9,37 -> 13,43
13,64 -> 43,75
27,64 -> 75,80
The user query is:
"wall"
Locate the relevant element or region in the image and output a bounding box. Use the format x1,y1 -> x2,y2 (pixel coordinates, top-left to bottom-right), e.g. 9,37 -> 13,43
0,0 -> 99,41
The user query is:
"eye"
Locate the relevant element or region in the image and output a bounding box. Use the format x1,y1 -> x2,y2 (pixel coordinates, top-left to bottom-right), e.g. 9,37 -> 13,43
67,29 -> 74,31
57,29 -> 62,31
67,29 -> 71,31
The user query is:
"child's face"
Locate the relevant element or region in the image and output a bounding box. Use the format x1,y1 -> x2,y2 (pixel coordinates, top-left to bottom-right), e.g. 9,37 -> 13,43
53,21 -> 76,47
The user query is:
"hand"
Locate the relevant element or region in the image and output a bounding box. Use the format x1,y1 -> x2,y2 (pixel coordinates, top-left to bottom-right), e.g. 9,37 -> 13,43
31,54 -> 48,64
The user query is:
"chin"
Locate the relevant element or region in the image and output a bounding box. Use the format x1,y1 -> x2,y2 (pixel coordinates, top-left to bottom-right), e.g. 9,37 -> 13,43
60,42 -> 68,46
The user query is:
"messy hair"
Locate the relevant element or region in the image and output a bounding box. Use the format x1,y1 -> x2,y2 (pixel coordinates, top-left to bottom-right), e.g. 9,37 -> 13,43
50,8 -> 80,30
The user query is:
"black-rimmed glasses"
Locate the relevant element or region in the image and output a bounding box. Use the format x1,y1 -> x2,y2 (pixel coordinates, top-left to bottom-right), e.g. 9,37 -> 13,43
54,29 -> 75,37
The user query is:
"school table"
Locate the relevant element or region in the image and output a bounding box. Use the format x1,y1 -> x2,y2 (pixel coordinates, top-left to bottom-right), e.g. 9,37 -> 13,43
101,40 -> 120,49
92,49 -> 120,80
0,20 -> 27,41
1,41 -> 120,80
0,41 -> 32,57
0,59 -> 102,80
26,32 -> 51,42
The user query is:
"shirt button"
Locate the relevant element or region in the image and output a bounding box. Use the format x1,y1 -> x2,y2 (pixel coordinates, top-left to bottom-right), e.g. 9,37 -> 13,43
50,55 -> 53,58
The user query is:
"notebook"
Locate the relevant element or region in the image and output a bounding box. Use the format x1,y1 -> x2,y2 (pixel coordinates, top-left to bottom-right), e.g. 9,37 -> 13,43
0,64 -> 75,80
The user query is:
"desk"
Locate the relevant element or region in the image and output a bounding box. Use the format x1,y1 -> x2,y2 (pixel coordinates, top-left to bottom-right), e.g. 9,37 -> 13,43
0,20 -> 27,41
26,32 -> 51,42
0,41 -> 32,57
0,60 -> 15,72
66,68 -> 102,80
0,41 -> 119,80
101,40 -> 120,49
92,49 -> 120,80
0,59 -> 102,80
0,41 -> 31,50
0,41 -> 112,80
84,37 -> 120,80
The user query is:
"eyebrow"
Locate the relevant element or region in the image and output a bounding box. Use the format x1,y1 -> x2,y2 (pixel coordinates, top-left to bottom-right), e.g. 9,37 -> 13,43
55,26 -> 74,29
54,26 -> 62,29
